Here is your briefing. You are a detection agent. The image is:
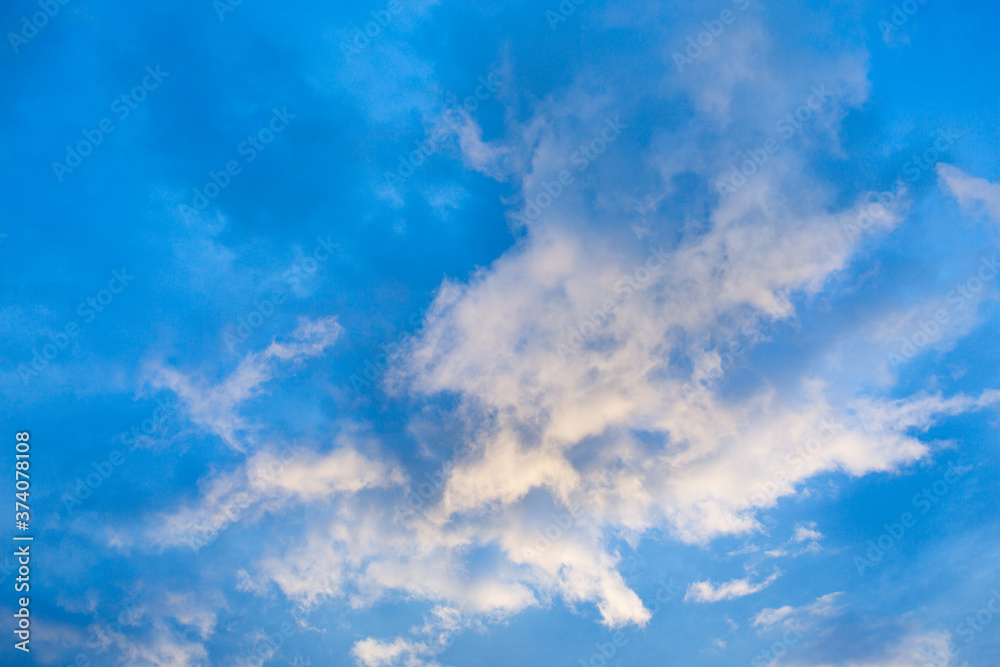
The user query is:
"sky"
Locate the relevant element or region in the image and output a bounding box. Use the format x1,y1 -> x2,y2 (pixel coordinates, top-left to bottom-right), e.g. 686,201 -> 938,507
1,0 -> 1000,665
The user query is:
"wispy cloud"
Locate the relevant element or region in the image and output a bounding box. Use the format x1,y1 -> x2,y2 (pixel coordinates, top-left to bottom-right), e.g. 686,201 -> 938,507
685,571 -> 782,603
148,316 -> 341,449
938,164 -> 1000,222
752,592 -> 844,631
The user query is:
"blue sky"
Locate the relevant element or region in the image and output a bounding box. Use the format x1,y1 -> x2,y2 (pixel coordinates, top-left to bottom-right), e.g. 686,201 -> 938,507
2,0 -> 1000,665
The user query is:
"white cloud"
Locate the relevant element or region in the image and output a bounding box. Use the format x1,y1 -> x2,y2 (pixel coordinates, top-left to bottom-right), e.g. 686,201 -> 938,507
938,164 -> 1000,222
244,26 -> 998,637
144,438 -> 403,550
350,606 -> 472,667
113,623 -> 209,667
247,444 -> 406,501
163,592 -> 219,640
351,637 -> 437,667
455,115 -> 513,181
149,316 -> 341,449
253,507 -> 540,616
685,571 -> 781,603
762,522 -> 825,558
71,598 -> 212,667
260,532 -> 348,609
778,630 -> 957,667
792,523 -> 822,544
751,597 -> 958,667
752,592 -> 843,631
135,6 -> 1000,650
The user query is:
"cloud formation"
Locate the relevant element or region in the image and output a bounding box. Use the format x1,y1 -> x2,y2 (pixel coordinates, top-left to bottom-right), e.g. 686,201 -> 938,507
686,572 -> 782,603
149,316 -> 341,449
